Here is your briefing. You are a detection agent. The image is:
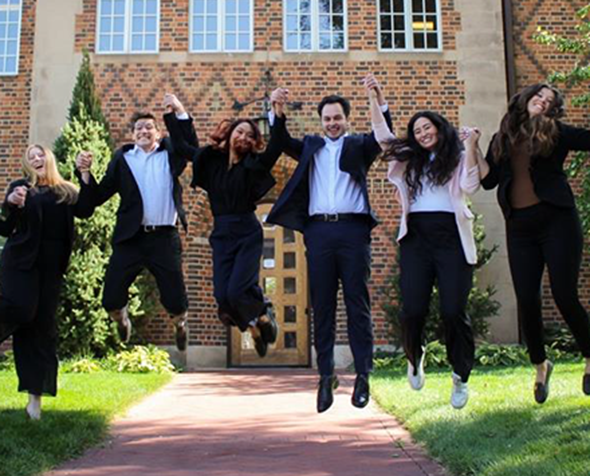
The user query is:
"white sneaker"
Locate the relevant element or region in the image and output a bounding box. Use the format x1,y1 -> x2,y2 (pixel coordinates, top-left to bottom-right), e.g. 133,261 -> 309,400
407,353 -> 425,391
451,372 -> 469,409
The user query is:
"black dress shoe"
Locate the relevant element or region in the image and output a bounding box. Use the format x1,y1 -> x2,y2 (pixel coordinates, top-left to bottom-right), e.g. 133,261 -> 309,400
317,375 -> 339,413
534,361 -> 553,404
352,373 -> 370,408
253,334 -> 268,358
115,315 -> 132,343
583,373 -> 590,396
174,320 -> 189,352
258,303 -> 278,345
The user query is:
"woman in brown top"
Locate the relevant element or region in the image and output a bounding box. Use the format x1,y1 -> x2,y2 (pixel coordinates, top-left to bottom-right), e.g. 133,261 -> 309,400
482,83 -> 590,403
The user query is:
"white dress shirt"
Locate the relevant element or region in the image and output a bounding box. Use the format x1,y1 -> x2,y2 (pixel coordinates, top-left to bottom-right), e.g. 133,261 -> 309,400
409,153 -> 454,213
124,144 -> 177,226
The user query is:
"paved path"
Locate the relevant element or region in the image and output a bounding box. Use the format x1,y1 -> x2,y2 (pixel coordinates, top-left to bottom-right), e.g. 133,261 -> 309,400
46,371 -> 447,476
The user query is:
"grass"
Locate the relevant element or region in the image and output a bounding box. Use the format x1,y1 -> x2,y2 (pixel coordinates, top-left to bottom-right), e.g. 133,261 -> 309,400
371,362 -> 590,476
0,370 -> 172,476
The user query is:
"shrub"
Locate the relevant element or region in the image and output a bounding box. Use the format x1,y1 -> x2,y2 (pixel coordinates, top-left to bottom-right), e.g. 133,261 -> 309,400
104,346 -> 175,374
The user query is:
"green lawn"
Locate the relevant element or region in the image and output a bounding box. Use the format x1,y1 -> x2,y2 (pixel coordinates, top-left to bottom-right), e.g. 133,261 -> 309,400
371,362 -> 590,476
0,371 -> 172,476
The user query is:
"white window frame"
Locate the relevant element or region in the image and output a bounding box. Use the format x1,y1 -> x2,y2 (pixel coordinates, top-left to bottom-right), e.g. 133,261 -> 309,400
189,0 -> 254,53
377,0 -> 442,53
96,0 -> 161,55
283,0 -> 348,53
0,0 -> 23,76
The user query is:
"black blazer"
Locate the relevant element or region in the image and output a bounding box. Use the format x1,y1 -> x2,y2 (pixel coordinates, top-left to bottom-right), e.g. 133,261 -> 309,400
0,179 -> 91,273
266,110 -> 393,232
78,114 -> 198,244
482,122 -> 590,218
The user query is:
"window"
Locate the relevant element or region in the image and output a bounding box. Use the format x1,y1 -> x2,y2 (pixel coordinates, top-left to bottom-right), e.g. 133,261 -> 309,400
191,0 -> 253,52
0,0 -> 22,75
378,0 -> 441,51
96,0 -> 159,54
284,0 -> 347,52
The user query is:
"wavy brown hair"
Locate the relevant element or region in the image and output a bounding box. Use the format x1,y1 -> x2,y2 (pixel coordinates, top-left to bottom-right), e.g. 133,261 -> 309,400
492,83 -> 564,163
209,118 -> 265,156
381,111 -> 462,200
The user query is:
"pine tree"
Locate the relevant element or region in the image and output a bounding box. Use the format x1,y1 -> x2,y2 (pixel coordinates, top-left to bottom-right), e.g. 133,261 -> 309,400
53,54 -> 156,357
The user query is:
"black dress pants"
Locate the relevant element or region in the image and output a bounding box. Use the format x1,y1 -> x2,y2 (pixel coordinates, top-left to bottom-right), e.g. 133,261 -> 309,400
304,219 -> 374,377
209,213 -> 267,332
399,212 -> 475,382
102,227 -> 188,316
0,241 -> 67,396
506,202 -> 590,364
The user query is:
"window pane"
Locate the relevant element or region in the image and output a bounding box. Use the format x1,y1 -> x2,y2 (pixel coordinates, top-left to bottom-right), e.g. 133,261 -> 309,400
99,34 -> 111,51
286,32 -> 298,50
131,34 -> 143,50
380,0 -> 391,13
0,24 -> 5,37
5,55 -> 15,72
206,16 -> 217,31
132,17 -> 144,32
113,17 -> 125,32
206,33 -> 217,49
263,238 -> 275,268
207,0 -> 217,13
225,33 -> 236,49
102,0 -> 114,15
264,277 -> 277,295
284,252 -> 296,269
226,15 -> 236,30
426,15 -> 437,30
380,16 -> 391,31
238,0 -> 249,14
393,0 -> 404,11
194,0 -> 205,14
145,33 -> 156,50
412,0 -> 423,13
319,15 -> 329,31
238,15 -> 248,30
318,0 -> 329,13
300,0 -> 311,12
426,32 -> 438,48
284,306 -> 297,323
193,33 -> 204,49
285,332 -> 297,349
283,229 -> 295,244
146,0 -> 157,14
413,32 -> 424,48
425,0 -> 436,13
100,17 -> 111,33
112,34 -> 124,50
114,0 -> 125,14
286,14 -> 297,31
333,0 -> 344,13
301,32 -> 311,49
333,32 -> 344,49
332,15 -> 343,31
394,32 -> 405,48
133,0 -> 144,14
146,16 -> 157,32
284,277 -> 296,294
319,33 -> 331,49
394,15 -> 404,30
238,33 -> 249,49
226,0 -> 236,14
286,0 -> 297,13
380,32 -> 392,49
300,14 -> 311,31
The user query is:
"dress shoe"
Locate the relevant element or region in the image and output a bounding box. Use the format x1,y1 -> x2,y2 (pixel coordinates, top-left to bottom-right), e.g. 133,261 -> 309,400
407,351 -> 425,391
451,372 -> 469,410
534,361 -> 553,404
258,303 -> 278,345
174,318 -> 189,352
317,374 -> 339,413
583,373 -> 590,396
351,373 -> 370,408
111,307 -> 131,343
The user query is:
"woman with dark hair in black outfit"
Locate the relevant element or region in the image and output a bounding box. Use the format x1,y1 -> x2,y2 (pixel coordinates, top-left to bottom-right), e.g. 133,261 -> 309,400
482,83 -> 590,403
367,73 -> 485,409
0,144 -> 91,420
164,94 -> 286,357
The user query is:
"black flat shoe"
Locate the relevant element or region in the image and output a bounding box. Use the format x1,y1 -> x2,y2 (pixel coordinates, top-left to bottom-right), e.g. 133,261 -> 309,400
534,361 -> 553,404
351,374 -> 370,408
583,373 -> 590,396
258,303 -> 278,345
317,374 -> 339,413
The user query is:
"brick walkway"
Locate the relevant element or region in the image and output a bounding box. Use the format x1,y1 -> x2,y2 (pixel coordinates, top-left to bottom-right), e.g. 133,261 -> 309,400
46,371 -> 447,476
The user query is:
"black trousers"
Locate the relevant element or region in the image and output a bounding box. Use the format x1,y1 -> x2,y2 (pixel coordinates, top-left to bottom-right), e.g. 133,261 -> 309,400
399,212 -> 475,382
102,227 -> 188,316
304,219 -> 373,376
506,202 -> 590,364
209,213 -> 267,332
0,241 -> 67,396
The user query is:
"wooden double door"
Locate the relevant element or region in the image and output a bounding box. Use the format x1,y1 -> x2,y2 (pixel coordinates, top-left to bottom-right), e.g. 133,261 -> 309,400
229,203 -> 310,367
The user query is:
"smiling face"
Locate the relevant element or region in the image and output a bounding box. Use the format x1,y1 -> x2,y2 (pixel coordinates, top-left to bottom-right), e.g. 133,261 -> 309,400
320,103 -> 349,140
132,118 -> 160,152
527,87 -> 555,118
413,117 -> 439,151
229,121 -> 257,157
27,146 -> 48,179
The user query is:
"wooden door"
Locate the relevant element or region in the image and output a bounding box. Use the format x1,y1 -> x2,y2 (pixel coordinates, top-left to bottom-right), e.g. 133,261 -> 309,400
230,203 -> 310,367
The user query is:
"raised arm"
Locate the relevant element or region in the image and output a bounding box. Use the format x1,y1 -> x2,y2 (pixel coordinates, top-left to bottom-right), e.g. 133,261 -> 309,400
364,74 -> 395,148
269,87 -> 304,161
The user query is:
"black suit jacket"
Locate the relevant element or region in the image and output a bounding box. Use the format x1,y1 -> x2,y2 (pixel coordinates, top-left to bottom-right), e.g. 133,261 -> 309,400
482,121 -> 590,218
266,110 -> 393,232
0,179 -> 92,273
78,114 -> 198,244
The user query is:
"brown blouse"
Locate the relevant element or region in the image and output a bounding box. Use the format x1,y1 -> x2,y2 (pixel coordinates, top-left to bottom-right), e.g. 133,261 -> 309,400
509,144 -> 541,209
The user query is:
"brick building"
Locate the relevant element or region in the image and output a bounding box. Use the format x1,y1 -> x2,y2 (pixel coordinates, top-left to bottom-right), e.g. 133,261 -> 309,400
1,0 -> 588,368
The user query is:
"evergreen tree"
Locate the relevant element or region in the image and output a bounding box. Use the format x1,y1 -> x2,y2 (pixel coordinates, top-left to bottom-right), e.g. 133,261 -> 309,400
53,55 -> 156,357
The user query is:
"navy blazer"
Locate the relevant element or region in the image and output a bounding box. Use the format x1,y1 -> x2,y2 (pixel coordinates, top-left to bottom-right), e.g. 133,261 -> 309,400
77,114 -> 197,244
266,110 -> 393,232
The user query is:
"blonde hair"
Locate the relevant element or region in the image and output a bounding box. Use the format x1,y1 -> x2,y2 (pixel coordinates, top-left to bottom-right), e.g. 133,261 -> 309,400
23,144 -> 79,205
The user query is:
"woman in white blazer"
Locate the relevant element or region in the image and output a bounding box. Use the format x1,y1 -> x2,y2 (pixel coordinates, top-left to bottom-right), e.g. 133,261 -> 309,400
365,75 -> 488,409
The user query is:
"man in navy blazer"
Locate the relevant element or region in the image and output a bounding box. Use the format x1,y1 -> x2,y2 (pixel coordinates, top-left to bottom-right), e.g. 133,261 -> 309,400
267,80 -> 391,413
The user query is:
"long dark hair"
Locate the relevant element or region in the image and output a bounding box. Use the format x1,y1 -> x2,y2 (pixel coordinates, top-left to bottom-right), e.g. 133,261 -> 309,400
381,111 -> 461,200
492,83 -> 564,163
209,118 -> 265,155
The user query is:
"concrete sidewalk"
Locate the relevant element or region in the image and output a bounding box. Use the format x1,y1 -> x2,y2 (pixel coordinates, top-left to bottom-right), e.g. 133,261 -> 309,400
46,371 -> 447,476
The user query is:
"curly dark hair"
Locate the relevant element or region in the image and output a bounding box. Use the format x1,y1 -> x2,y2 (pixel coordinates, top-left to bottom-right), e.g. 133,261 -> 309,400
492,83 -> 564,163
381,111 -> 462,200
209,118 -> 265,155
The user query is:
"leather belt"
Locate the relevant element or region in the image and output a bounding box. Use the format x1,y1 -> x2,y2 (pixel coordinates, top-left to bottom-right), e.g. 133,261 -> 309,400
309,213 -> 369,223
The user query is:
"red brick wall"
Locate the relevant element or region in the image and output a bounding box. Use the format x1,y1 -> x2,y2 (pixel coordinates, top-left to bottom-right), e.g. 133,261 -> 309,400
0,0 -> 36,354
71,0 -> 464,354
511,0 -> 590,327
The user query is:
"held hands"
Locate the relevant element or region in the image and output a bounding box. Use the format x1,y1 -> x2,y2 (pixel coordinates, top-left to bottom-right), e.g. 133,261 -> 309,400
163,93 -> 186,116
363,73 -> 385,105
7,185 -> 28,208
270,88 -> 289,117
76,151 -> 93,184
460,127 -> 481,149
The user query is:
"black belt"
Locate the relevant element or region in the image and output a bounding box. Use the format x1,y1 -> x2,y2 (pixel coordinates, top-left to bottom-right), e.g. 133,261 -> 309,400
141,225 -> 176,233
309,213 -> 369,223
